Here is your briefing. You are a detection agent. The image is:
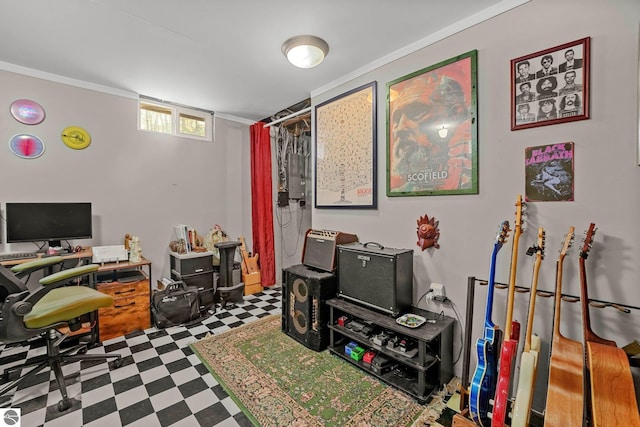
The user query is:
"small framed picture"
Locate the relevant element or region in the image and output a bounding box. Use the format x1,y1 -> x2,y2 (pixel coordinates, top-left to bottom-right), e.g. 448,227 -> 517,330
511,37 -> 590,131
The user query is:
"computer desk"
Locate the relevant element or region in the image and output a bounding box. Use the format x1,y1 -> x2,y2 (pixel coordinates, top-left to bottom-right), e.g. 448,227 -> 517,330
1,248 -> 152,344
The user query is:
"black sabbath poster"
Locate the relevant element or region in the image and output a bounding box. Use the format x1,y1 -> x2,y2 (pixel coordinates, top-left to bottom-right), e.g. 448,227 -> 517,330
525,142 -> 574,202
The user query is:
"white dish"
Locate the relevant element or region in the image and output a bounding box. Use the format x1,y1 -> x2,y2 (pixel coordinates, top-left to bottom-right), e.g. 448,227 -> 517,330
395,314 -> 426,328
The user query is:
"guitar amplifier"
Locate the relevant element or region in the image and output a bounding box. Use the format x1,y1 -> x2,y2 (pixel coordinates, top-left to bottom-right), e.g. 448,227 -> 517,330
337,242 -> 413,317
302,229 -> 358,272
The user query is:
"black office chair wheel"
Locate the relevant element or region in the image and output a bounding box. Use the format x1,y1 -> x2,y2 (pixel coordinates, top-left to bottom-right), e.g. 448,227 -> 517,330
58,399 -> 71,412
112,358 -> 122,369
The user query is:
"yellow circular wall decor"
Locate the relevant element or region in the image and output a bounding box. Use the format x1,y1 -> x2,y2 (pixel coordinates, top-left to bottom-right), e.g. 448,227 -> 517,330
61,126 -> 91,149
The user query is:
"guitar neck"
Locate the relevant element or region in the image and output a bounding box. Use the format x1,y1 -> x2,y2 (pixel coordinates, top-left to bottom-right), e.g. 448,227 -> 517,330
523,255 -> 542,352
579,256 -> 616,347
553,258 -> 565,337
484,246 -> 500,328
504,229 -> 521,338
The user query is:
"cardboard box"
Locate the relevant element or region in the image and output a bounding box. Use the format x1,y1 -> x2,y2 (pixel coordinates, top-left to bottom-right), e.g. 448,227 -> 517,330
243,271 -> 262,295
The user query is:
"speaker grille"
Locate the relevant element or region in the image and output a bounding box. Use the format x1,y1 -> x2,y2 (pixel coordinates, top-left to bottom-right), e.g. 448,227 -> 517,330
282,264 -> 337,351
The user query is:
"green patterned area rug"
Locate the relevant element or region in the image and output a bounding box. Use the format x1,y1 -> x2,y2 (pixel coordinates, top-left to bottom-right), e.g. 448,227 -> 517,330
191,315 -> 455,427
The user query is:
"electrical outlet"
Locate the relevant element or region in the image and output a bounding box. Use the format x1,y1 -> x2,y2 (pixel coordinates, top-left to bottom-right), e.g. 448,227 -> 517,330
430,282 -> 445,298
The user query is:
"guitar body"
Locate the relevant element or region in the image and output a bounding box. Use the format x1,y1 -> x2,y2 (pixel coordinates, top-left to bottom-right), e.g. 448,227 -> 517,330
470,327 -> 504,426
511,337 -> 540,427
491,330 -> 519,427
578,224 -> 640,426
469,221 -> 510,426
588,342 -> 640,426
544,226 -> 583,427
239,236 -> 260,274
544,335 -> 584,427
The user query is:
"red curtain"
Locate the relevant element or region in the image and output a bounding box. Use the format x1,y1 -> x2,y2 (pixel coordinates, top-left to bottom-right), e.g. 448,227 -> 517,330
249,122 -> 275,287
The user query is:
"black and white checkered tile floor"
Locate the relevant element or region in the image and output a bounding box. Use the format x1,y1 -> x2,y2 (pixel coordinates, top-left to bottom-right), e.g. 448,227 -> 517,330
0,287 -> 282,427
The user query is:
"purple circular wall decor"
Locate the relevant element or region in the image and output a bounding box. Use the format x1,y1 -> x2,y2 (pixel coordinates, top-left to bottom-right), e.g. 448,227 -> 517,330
10,99 -> 46,125
9,134 -> 46,159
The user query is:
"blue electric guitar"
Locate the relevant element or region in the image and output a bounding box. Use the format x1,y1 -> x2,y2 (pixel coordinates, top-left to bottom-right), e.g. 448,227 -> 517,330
469,220 -> 510,426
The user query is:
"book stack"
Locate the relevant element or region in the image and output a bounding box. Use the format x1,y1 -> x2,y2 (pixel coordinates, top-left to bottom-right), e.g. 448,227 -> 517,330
174,224 -> 197,253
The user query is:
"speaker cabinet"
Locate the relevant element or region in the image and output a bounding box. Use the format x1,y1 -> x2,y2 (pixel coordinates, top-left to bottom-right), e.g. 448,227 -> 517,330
282,264 -> 337,351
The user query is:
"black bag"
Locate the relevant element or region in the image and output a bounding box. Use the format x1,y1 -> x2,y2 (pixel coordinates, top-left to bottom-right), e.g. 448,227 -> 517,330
151,281 -> 202,328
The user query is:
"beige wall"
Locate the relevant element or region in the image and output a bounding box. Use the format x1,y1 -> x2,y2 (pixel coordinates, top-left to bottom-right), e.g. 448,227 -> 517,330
311,0 -> 640,407
0,70 -> 252,283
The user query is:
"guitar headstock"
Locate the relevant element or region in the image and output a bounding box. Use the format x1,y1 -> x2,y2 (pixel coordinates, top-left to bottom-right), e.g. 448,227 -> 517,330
495,220 -> 510,248
559,226 -> 576,259
580,223 -> 597,259
514,195 -> 527,234
526,227 -> 545,259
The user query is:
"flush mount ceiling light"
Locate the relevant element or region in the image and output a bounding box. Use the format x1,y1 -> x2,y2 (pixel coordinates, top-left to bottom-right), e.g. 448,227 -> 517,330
282,35 -> 329,69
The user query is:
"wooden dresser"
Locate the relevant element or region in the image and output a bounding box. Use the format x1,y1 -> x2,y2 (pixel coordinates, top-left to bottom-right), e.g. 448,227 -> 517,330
95,257 -> 152,341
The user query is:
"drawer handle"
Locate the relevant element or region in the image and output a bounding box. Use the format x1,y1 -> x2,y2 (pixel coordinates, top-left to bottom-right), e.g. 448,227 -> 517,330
114,289 -> 136,295
114,301 -> 136,308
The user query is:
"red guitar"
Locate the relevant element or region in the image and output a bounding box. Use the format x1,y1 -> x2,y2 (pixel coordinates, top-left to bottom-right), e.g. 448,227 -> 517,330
491,195 -> 525,427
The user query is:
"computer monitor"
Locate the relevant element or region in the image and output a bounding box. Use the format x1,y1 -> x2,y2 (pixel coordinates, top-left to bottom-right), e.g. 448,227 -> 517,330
5,202 -> 92,249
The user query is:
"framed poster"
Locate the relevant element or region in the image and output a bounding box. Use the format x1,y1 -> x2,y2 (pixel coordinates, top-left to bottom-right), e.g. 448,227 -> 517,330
386,50 -> 478,197
314,81 -> 377,208
525,142 -> 574,202
512,37 -> 590,131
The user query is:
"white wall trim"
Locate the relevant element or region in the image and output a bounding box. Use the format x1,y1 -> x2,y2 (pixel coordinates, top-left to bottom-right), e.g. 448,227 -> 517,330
0,61 -> 139,100
311,0 -> 530,98
215,112 -> 254,125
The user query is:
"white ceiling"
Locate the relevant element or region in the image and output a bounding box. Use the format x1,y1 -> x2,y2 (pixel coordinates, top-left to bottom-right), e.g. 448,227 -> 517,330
0,0 -> 525,122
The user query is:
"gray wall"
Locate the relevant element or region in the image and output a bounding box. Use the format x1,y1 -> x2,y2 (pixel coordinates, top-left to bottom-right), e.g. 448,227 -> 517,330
1,0 -> 639,411
311,0 -> 640,408
0,70 -> 253,284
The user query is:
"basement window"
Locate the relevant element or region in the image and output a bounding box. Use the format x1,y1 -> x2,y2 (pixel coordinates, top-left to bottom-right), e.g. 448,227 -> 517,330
138,98 -> 213,141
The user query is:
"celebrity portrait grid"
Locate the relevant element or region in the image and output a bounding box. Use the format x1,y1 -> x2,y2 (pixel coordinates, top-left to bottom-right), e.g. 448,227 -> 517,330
514,44 -> 584,125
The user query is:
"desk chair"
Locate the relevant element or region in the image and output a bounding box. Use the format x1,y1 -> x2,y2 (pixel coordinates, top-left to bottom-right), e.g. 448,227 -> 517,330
0,259 -> 121,411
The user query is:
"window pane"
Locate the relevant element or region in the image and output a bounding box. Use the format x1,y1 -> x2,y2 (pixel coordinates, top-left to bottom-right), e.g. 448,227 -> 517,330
140,103 -> 173,134
179,113 -> 206,137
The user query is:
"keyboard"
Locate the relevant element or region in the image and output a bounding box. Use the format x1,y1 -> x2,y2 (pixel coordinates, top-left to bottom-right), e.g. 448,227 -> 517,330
0,252 -> 38,261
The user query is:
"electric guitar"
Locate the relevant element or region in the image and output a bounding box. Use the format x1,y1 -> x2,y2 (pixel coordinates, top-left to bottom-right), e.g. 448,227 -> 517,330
239,236 -> 259,274
579,224 -> 640,426
543,227 -> 583,427
511,227 -> 545,427
469,220 -> 510,426
491,195 -> 525,427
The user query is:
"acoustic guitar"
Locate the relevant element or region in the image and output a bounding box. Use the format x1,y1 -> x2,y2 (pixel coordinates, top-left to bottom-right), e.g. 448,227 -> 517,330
491,195 -> 525,427
511,227 -> 545,427
579,224 -> 640,426
469,220 -> 510,426
543,226 -> 583,427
